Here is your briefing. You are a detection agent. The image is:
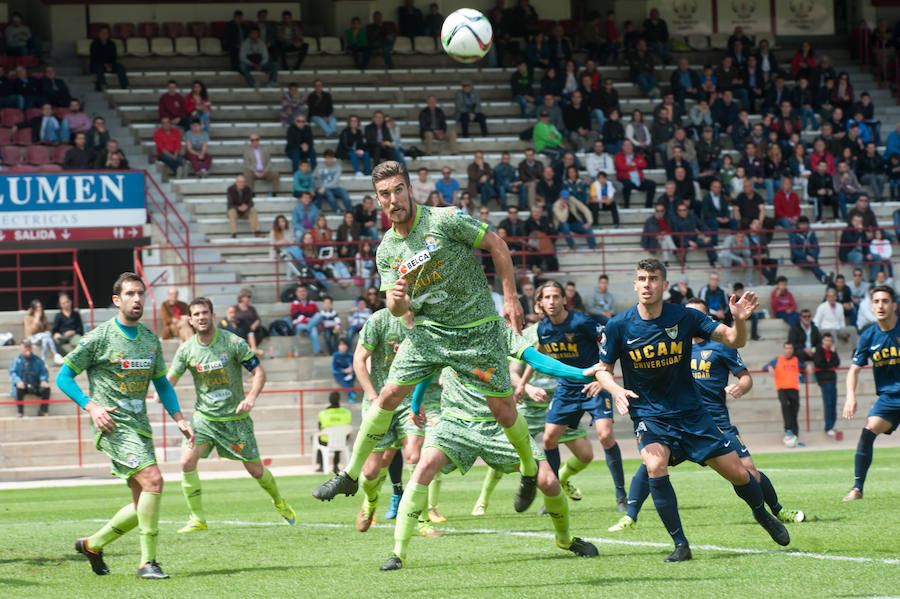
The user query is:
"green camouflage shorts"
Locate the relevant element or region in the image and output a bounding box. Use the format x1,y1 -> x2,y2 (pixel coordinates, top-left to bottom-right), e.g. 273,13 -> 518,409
362,400 -> 424,451
425,415 -> 544,475
188,413 -> 260,462
424,403 -> 441,433
388,320 -> 513,397
522,403 -> 587,443
95,425 -> 157,479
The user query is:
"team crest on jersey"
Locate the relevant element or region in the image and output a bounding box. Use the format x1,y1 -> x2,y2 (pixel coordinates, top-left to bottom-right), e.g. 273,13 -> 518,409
126,454 -> 139,468
390,257 -> 402,270
701,350 -> 712,360
424,235 -> 438,251
665,325 -> 678,339
565,333 -> 575,342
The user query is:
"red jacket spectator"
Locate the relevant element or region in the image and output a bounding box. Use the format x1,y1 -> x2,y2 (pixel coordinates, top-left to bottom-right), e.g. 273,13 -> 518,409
774,190 -> 801,220
290,298 -> 319,325
771,288 -> 797,315
790,52 -> 815,79
808,151 -> 835,176
158,90 -> 186,122
605,17 -> 619,42
154,125 -> 182,157
614,150 -> 647,182
184,94 -> 211,120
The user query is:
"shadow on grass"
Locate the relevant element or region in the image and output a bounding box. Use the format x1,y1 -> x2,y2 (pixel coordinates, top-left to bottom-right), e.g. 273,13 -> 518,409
422,575 -> 720,591
188,564 -> 319,577
0,554 -> 83,567
0,578 -> 40,587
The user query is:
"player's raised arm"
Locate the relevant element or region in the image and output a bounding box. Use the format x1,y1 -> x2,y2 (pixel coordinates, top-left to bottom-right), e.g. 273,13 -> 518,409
711,291 -> 759,348
843,364 -> 862,419
477,229 -> 524,334
587,361 -> 636,416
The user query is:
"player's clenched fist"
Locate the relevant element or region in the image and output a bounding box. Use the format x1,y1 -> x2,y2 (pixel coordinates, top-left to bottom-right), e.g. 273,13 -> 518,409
389,277 -> 409,302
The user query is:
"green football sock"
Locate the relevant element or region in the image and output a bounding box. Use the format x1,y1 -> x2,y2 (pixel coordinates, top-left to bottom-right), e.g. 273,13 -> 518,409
361,467 -> 388,503
477,468 -> 504,505
87,503 -> 138,551
181,470 -> 205,523
257,468 -> 283,504
503,412 -> 537,476
346,406 -> 394,480
136,491 -> 161,565
559,455 -> 590,483
543,491 -> 572,547
428,472 -> 442,509
392,482 -> 428,560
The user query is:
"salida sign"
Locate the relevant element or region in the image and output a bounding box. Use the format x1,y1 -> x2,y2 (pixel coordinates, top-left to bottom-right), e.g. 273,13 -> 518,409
0,226 -> 144,242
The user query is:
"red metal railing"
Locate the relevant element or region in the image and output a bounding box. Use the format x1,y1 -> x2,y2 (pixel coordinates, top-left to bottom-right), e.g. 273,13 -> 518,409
0,248 -> 82,311
133,252 -> 159,333
72,253 -> 95,330
141,169 -> 193,295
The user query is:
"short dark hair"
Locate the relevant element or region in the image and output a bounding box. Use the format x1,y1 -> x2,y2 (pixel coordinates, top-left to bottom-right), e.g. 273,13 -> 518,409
636,258 -> 667,281
685,297 -> 707,309
189,297 -> 214,314
167,79 -> 177,86
328,391 -> 340,407
323,149 -> 335,158
322,295 -> 333,302
797,215 -> 809,224
371,160 -> 410,190
599,274 -> 608,281
112,272 -> 144,296
821,332 -> 833,339
233,10 -> 243,17
775,276 -> 787,284
870,285 -> 897,302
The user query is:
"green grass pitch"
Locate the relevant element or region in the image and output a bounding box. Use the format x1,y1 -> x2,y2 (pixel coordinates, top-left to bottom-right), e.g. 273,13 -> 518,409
1,448 -> 898,599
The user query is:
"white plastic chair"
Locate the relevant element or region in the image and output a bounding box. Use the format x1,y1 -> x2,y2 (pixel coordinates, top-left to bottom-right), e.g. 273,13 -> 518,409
317,424 -> 353,472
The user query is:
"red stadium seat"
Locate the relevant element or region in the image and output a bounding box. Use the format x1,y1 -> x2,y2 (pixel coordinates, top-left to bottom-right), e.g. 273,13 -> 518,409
2,144 -> 22,166
382,21 -> 398,34
0,128 -> 10,145
0,24 -> 8,35
187,21 -> 209,38
13,128 -> 32,145
38,163 -> 62,172
162,22 -> 185,38
25,144 -> 51,165
138,22 -> 161,38
52,107 -> 70,120
210,21 -> 227,39
52,144 -> 72,164
25,108 -> 42,120
89,22 -> 110,38
537,19 -> 555,34
9,164 -> 36,173
0,108 -> 23,128
0,56 -> 15,70
113,22 -> 136,39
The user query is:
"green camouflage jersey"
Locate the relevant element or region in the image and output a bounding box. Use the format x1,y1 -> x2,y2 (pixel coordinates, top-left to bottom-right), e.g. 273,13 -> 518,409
376,204 -> 499,328
358,309 -> 411,405
64,317 -> 166,437
168,329 -> 256,421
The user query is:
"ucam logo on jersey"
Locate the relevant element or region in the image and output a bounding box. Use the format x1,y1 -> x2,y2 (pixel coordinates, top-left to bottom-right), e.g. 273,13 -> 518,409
398,250 -> 431,277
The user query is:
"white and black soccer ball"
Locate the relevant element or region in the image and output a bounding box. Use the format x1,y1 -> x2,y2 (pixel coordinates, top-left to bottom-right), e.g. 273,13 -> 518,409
440,8 -> 493,63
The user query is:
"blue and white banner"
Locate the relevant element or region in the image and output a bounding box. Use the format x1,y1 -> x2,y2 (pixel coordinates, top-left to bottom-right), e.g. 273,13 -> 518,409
0,171 -> 146,229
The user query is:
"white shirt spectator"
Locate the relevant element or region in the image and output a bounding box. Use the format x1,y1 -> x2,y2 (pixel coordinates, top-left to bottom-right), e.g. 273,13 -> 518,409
410,177 -> 434,204
813,299 -> 846,331
586,151 -> 616,180
857,295 -> 876,330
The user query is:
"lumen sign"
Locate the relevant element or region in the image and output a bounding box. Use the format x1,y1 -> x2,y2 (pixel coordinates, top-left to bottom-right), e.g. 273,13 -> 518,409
0,171 -> 146,229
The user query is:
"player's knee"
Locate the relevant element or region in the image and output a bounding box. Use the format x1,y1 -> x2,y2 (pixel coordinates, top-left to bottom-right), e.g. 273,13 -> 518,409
537,468 -> 559,495
139,469 -> 164,492
245,461 -> 264,478
596,428 -> 615,447
405,448 -> 420,465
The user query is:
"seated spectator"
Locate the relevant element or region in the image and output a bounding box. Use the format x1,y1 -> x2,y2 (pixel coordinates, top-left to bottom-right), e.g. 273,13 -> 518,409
185,80 -> 211,132
8,340 -> 50,417
435,167 -> 461,205
314,149 -> 352,212
89,26 -> 128,91
336,114 -> 370,175
418,94 -> 458,155
285,113 -> 316,172
813,287 -> 856,348
239,27 -> 278,88
564,281 -> 586,313
293,160 -> 314,198
532,108 -> 564,161
788,309 -> 820,371
493,153 -> 520,209
628,39 -> 660,98
670,58 -> 701,110
716,230 -> 754,286
534,165 -> 561,209
51,292 -> 83,354
91,138 -> 127,169
586,274 -> 615,324
269,214 -> 298,260
423,2 -> 444,36
307,79 -> 338,138
63,132 -> 93,170
290,285 -> 325,356
183,120 -> 212,176
23,299 -> 63,365
517,148 -> 544,209
848,268 -> 870,311
840,214 -> 882,280
61,99 -> 90,140
158,80 -> 187,129
398,0 -> 424,37
625,109 -> 652,159
346,294 -> 373,343
668,277 -> 694,304
642,203 -> 677,264
12,103 -> 68,144
160,287 -> 193,341
227,174 -> 262,238
700,180 -> 736,242
254,8 -> 276,52
771,276 -> 800,327
699,272 -> 730,323
345,17 -> 369,70
773,176 -> 801,229
808,159 -> 839,222
789,216 -> 830,283
11,64 -> 41,109
552,190 -> 595,249
154,116 -> 184,177
383,115 -> 408,165
467,151 -> 496,206
511,60 -> 536,117
243,133 -> 280,193
857,142 -> 887,202
292,191 -> 319,238
40,65 -> 70,108
615,140 -> 656,208
331,337 -> 355,400
299,231 -> 331,289
563,90 -> 600,153
353,195 -> 379,239
522,204 -> 559,271
409,167 -> 433,204
86,116 -> 109,153
367,11 -> 395,69
746,217 -> 778,284
5,11 -> 41,59
281,82 -> 304,125
870,228 -> 894,280
588,171 -> 619,228
586,139 -> 617,182
454,81 -> 488,137
223,10 -> 248,70
0,65 -> 24,110
276,10 -> 309,69
105,151 -> 126,170
671,202 -> 716,265
365,111 -> 397,165
234,289 -> 266,356
218,305 -> 243,338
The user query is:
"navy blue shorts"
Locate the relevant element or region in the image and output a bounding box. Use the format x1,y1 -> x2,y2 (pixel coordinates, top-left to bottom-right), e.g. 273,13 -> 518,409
868,395 -> 900,434
633,408 -> 733,466
546,386 -> 613,428
718,424 -> 751,459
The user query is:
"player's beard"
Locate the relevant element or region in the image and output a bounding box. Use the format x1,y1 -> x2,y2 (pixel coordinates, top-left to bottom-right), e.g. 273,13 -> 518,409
390,195 -> 414,224
121,303 -> 143,324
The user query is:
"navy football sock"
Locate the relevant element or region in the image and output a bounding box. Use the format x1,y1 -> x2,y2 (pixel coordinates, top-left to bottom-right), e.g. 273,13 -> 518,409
757,471 -> 782,515
648,475 -> 688,546
854,428 -> 877,493
627,463 -> 650,522
604,442 -> 626,499
733,472 -> 767,518
545,447 -> 561,478
389,451 -> 404,496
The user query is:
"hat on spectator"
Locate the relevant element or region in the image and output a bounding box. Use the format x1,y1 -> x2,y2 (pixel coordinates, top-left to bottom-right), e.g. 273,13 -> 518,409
559,190 -> 571,199
539,109 -> 549,117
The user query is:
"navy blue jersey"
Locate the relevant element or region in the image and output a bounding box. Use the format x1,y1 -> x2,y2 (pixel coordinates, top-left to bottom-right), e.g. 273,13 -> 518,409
851,319 -> 900,401
537,311 -> 603,391
600,302 -> 720,418
691,339 -> 748,427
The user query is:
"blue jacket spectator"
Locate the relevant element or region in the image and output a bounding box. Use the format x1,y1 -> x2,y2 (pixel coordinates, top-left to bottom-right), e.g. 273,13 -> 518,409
9,341 -> 50,416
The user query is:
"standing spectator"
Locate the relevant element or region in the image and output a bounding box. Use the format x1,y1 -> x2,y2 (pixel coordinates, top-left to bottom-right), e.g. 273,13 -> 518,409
398,0 -> 424,37
227,174 -> 262,238
313,150 -> 352,212
23,299 -> 63,365
423,2 -> 444,36
517,148 -> 543,209
280,82 -> 305,125
788,309 -> 821,373
364,111 -> 397,164
814,288 -> 856,348
158,80 -> 187,129
510,60 -> 536,117
337,115 -> 370,175
8,341 -> 50,417
51,292 -> 83,354
154,116 -> 184,177
159,287 -> 193,342
40,65 -> 71,107
467,151 -> 496,206
699,272 -> 729,323
352,195 -> 379,239
276,10 -> 309,69
62,132 -> 93,170
418,95 -> 458,155
642,8 -> 671,63
367,11 -> 395,69
773,176 -> 801,229
86,116 -> 110,154
551,190 -> 595,249
615,139 -> 656,208
223,10 -> 248,70
331,338 -> 356,401
642,203 -> 677,264
435,167 -> 461,205
771,276 -> 800,327
239,28 -> 278,88
285,113 -> 316,172
857,142 -> 887,202
454,81 -> 488,137
183,120 -> 212,176
89,25 -> 128,91
628,39 -> 660,98
243,133 -> 280,194
185,80 -> 211,132
789,216 -> 831,283
813,333 -> 840,436
290,285 -> 325,356
765,342 -> 802,447
234,289 -> 266,356
345,17 -> 369,70
586,274 -> 615,324
588,171 -> 619,228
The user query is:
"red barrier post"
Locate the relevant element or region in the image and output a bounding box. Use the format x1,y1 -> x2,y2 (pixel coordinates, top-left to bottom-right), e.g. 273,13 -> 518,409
299,390 -> 305,456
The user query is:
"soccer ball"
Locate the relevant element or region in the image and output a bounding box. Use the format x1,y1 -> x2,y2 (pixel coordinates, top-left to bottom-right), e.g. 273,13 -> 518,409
440,8 -> 493,63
